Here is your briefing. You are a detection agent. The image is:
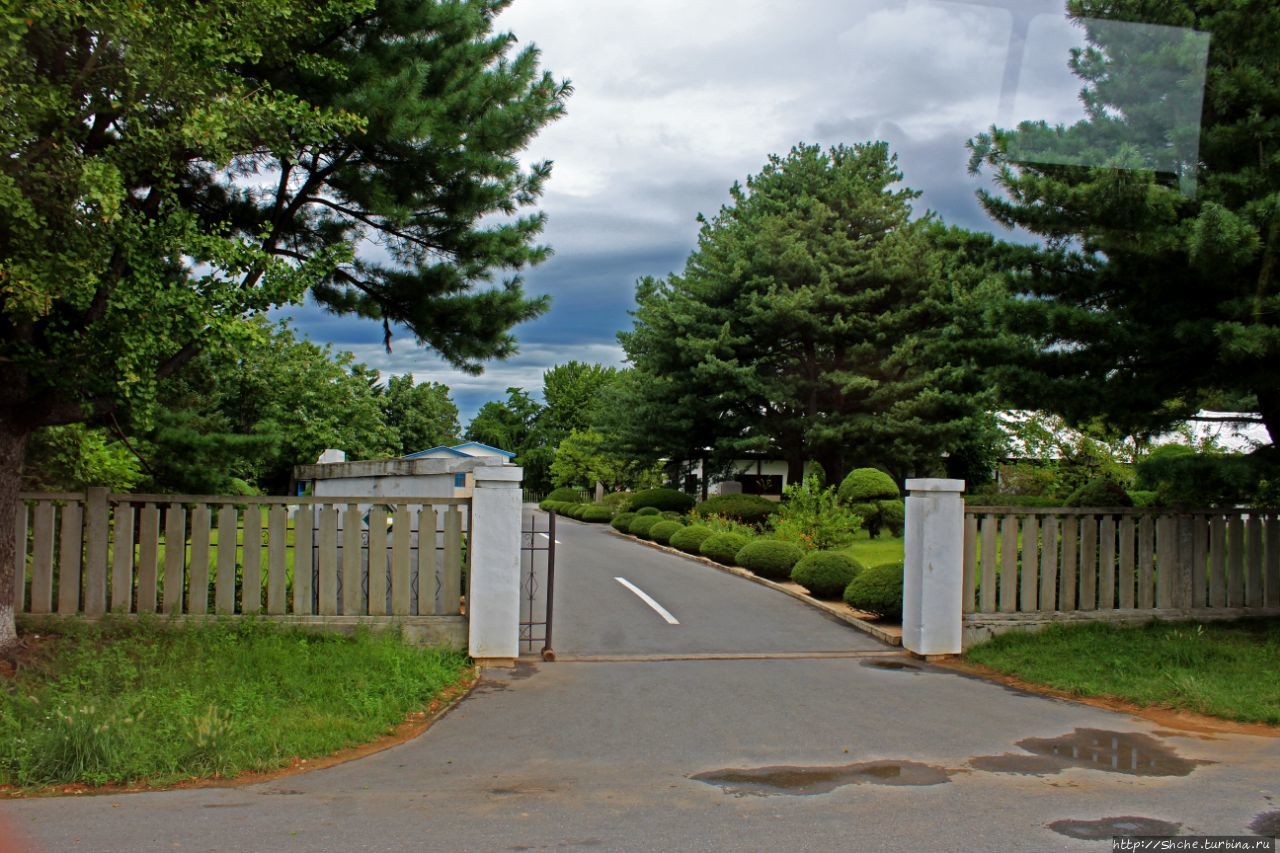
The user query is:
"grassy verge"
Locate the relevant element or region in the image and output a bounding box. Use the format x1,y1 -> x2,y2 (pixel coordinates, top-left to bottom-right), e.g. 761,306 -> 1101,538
966,619 -> 1280,725
843,531 -> 904,567
0,618 -> 472,789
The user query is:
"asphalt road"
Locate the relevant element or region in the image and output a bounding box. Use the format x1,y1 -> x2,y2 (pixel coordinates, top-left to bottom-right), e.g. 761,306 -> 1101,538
3,510 -> 1278,852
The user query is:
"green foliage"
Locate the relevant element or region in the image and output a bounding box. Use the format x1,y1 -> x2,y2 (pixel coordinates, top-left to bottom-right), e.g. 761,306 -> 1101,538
550,428 -> 660,493
539,361 -> 620,446
22,426 -> 142,492
669,525 -> 715,554
599,492 -> 633,510
735,540 -> 804,581
629,488 -> 696,513
0,619 -> 470,787
843,561 -> 904,620
634,507 -> 662,517
1135,445 -> 1265,507
610,512 -> 637,532
544,487 -> 588,504
792,551 -> 865,599
579,504 -> 614,523
878,500 -> 906,537
990,463 -> 1057,497
966,620 -> 1280,725
964,494 -> 1062,508
1065,479 -> 1134,508
1128,490 -> 1161,508
838,468 -> 900,503
695,494 -> 779,526
616,142 -> 1002,482
628,515 -> 663,539
967,2 -> 1280,447
770,472 -> 862,551
699,532 -> 752,565
648,520 -> 685,546
382,376 -> 460,456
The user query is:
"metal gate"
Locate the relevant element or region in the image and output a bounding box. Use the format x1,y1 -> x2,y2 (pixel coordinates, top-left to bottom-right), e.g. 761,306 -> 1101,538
519,510 -> 557,660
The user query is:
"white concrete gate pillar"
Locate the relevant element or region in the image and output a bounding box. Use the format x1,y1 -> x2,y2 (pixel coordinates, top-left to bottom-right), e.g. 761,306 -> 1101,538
468,465 -> 524,666
902,478 -> 965,658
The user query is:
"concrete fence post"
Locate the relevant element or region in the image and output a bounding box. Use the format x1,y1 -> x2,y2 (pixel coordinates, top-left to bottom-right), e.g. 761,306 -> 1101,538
902,478 -> 966,658
467,465 -> 524,667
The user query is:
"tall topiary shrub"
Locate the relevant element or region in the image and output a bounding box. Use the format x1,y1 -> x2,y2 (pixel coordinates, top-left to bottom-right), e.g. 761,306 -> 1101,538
700,532 -> 751,565
791,552 -> 864,598
838,468 -> 902,538
843,561 -> 904,620
735,540 -> 803,580
670,525 -> 714,554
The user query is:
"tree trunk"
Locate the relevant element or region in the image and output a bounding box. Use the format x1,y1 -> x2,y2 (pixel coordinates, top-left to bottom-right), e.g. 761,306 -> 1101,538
1258,386 -> 1280,450
0,422 -> 29,653
786,453 -> 806,491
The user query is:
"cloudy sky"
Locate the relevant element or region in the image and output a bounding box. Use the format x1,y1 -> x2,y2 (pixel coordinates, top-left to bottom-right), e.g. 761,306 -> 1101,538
283,0 -> 1101,423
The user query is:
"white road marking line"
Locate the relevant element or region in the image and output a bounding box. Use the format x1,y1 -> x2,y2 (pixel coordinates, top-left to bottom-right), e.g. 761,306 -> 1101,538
614,577 -> 679,625
537,532 -> 563,544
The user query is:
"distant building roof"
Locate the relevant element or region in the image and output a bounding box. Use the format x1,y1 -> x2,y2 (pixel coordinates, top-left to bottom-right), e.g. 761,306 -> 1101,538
403,441 -> 516,461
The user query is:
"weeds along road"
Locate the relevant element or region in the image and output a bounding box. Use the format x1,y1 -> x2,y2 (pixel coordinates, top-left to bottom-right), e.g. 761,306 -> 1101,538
3,510 -> 1278,852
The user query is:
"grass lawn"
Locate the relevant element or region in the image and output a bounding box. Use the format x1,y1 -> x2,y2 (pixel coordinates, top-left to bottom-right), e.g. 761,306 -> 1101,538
843,530 -> 904,567
966,619 -> 1280,725
0,618 -> 472,789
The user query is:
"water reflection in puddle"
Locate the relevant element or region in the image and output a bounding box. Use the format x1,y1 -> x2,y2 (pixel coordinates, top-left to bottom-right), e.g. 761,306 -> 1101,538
692,760 -> 952,797
971,729 -> 1210,777
861,659 -> 924,673
1048,816 -> 1181,840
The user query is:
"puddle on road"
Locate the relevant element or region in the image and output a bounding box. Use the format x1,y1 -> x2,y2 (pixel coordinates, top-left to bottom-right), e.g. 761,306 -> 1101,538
1250,811 -> 1280,836
1048,817 -> 1181,840
861,659 -> 923,673
971,729 -> 1211,778
692,760 -> 952,797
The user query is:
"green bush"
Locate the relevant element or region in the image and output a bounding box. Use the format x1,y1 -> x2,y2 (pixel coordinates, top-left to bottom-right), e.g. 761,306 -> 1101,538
661,510 -> 684,521
838,468 -> 899,503
648,520 -> 685,545
599,492 -> 632,511
611,512 -> 637,532
580,504 -> 614,523
1065,479 -> 1133,507
878,499 -> 905,537
539,500 -> 564,513
964,494 -> 1062,508
791,551 -> 865,598
695,494 -> 779,526
544,486 -> 587,505
634,506 -> 662,517
1128,490 -> 1161,508
850,498 -> 905,538
629,515 -> 663,539
700,532 -> 752,565
670,525 -> 715,554
843,561 -> 904,620
629,487 -> 696,513
735,539 -> 804,580
1136,445 -> 1265,507
561,503 -> 585,519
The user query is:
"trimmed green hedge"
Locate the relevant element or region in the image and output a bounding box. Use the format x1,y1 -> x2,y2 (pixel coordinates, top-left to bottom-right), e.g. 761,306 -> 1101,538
648,520 -> 685,545
629,487 -> 696,513
634,506 -> 661,517
695,494 -> 779,525
735,539 -> 803,580
700,532 -> 751,565
792,551 -> 864,599
611,512 -> 637,532
838,468 -> 899,503
670,525 -> 715,554
629,515 -> 663,539
543,487 -> 587,507
580,504 -> 614,523
843,561 -> 904,620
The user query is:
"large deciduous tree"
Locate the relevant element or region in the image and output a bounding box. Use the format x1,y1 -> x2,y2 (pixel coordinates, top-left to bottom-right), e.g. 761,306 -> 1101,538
618,142 -> 999,484
968,0 -> 1280,446
383,375 -> 461,456
0,0 -> 569,649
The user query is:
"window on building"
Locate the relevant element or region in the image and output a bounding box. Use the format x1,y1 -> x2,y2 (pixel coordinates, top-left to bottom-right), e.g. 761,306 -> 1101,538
454,472 -> 467,488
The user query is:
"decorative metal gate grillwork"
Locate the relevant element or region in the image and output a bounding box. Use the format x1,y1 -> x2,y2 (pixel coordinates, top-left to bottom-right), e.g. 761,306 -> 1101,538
519,511 -> 557,660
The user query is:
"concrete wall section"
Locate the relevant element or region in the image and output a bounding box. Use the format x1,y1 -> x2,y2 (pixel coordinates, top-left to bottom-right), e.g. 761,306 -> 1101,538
902,479 -> 965,658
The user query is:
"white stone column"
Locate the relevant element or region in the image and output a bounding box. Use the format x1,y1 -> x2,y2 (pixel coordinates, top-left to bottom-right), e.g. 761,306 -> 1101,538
467,465 -> 524,666
902,478 -> 966,658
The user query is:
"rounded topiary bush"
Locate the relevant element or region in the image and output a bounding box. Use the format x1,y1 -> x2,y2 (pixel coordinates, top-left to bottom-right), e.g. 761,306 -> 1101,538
700,532 -> 752,565
838,468 -> 899,504
695,494 -> 779,526
634,506 -> 662,517
611,512 -> 637,532
544,486 -> 588,505
540,500 -> 564,513
580,504 -> 614,523
628,487 -> 696,513
843,561 -> 904,620
1065,479 -> 1134,507
791,551 -> 865,599
878,499 -> 905,537
561,503 -> 585,519
648,520 -> 685,545
669,525 -> 715,554
735,539 -> 804,581
629,515 -> 663,539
